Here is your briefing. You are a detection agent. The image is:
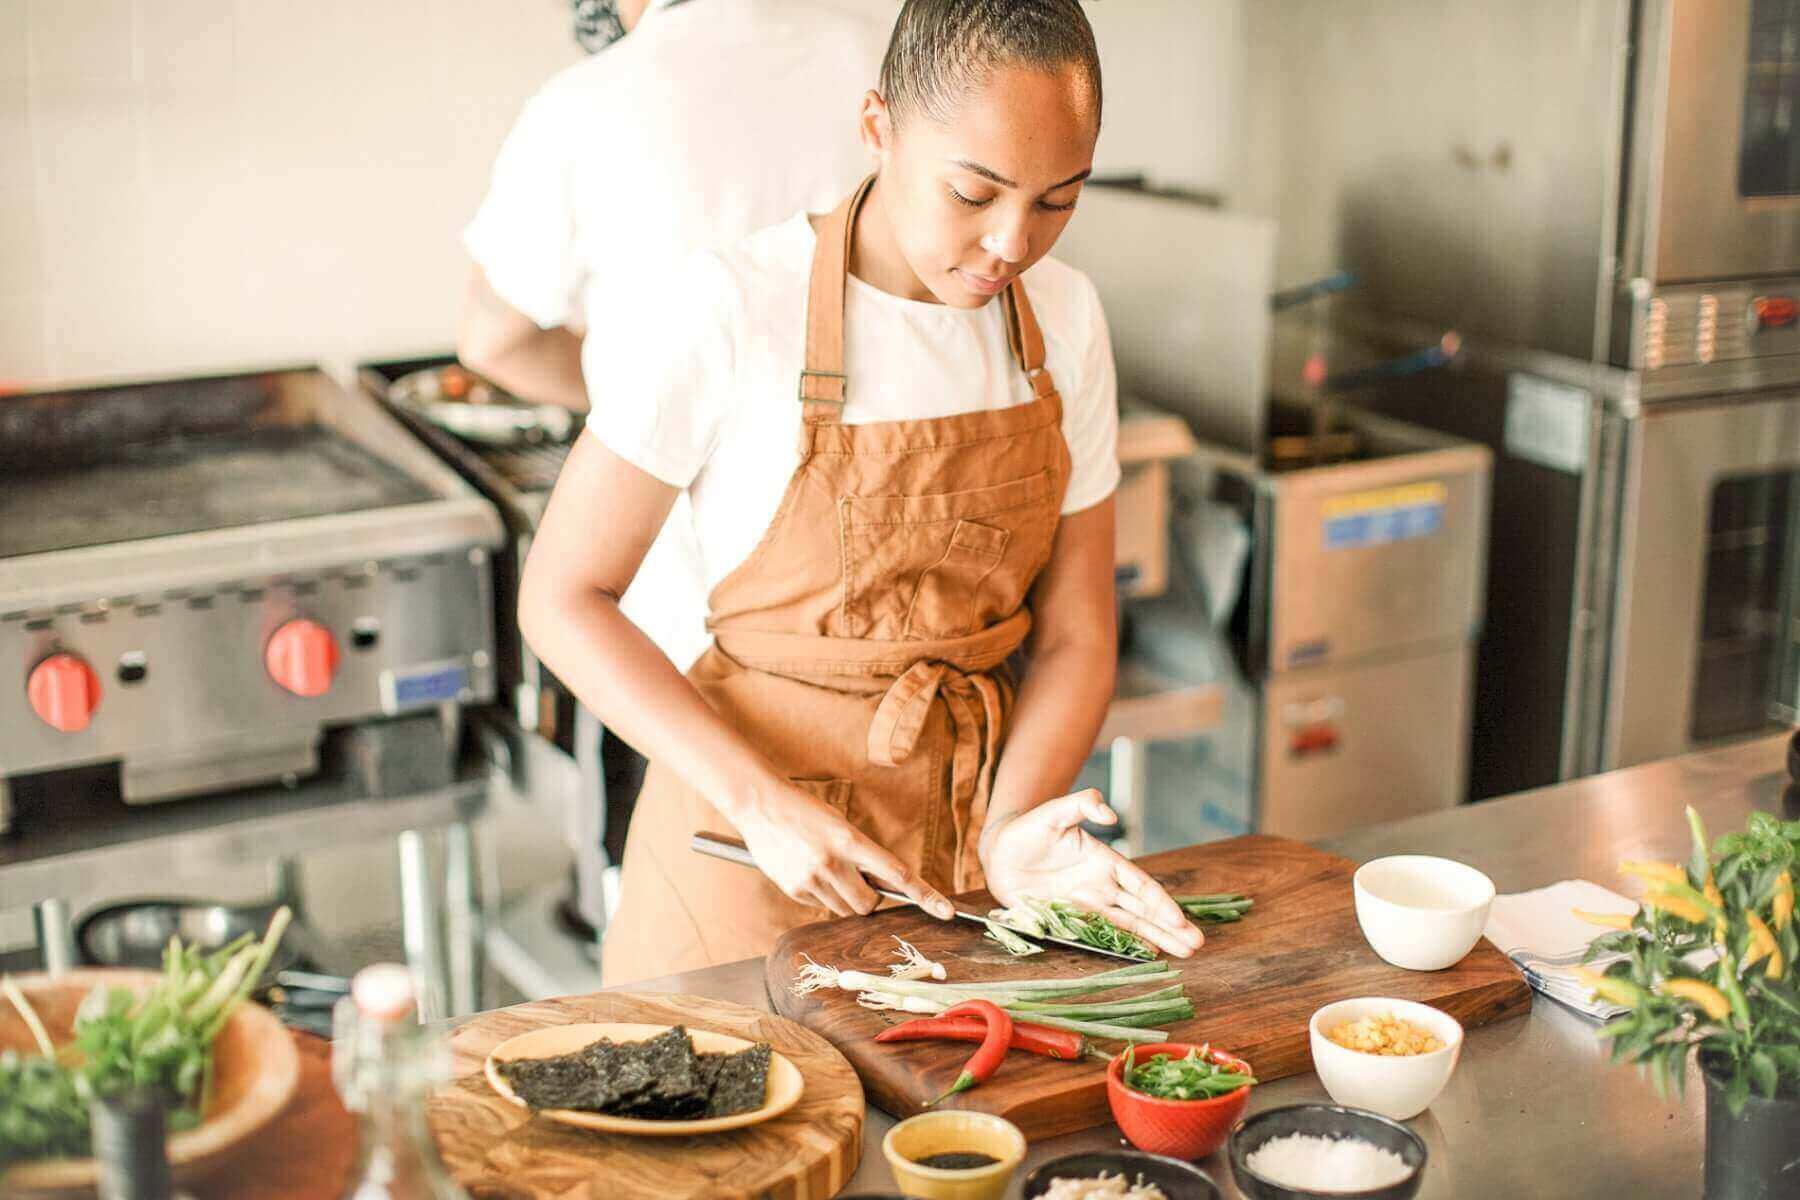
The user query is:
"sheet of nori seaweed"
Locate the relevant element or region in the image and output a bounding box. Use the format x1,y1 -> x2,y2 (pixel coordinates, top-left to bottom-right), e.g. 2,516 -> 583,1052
699,1042 -> 772,1117
607,1026 -> 708,1119
498,1029 -> 771,1120
502,1034 -> 658,1113
580,1036 -> 658,1110
497,1043 -> 616,1111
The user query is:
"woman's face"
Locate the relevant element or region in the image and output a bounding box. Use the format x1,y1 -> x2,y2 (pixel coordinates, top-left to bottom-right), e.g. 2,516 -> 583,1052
864,64 -> 1099,309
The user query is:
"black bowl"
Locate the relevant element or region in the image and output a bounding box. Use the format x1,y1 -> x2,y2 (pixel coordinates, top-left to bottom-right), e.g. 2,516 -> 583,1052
77,898 -> 305,976
1228,1105 -> 1426,1199
1024,1150 -> 1223,1200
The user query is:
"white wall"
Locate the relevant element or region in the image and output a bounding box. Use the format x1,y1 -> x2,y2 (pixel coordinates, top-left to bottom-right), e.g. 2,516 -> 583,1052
1089,0 -> 1242,199
0,0 -> 580,387
0,0 -> 1243,389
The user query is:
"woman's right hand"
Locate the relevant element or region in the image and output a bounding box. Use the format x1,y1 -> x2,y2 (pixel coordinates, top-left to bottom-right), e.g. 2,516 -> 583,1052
732,781 -> 957,921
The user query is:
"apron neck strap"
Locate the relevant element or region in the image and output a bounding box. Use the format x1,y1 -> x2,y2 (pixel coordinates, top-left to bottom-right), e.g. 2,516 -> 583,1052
798,175 -> 872,421
798,173 -> 1060,420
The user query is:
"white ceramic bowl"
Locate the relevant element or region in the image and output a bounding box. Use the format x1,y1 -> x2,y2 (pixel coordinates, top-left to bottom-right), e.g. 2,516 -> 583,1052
1309,997 -> 1463,1121
1353,855 -> 1495,971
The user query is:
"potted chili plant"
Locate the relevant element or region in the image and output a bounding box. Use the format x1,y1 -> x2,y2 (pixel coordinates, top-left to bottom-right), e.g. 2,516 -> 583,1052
1575,808 -> 1800,1199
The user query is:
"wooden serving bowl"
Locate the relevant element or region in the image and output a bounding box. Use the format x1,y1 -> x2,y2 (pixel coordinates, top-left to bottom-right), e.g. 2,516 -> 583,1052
0,968 -> 301,1195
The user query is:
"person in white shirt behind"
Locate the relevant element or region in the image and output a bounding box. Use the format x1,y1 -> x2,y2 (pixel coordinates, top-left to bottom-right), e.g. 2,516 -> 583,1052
457,0 -> 892,938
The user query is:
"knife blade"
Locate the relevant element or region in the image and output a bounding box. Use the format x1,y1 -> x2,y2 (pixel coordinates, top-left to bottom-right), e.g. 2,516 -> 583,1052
689,831 -> 1146,961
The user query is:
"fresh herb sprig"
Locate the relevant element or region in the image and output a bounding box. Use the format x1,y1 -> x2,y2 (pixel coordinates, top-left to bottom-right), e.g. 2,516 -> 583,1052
987,898 -> 1157,960
0,908 -> 290,1169
1122,1044 -> 1256,1100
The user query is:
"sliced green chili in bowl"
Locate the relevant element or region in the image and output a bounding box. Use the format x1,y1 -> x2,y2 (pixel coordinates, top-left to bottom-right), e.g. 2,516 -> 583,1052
1121,1045 -> 1257,1100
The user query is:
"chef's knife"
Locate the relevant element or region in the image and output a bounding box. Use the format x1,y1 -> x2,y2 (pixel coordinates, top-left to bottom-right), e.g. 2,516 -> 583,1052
690,831 -> 1145,961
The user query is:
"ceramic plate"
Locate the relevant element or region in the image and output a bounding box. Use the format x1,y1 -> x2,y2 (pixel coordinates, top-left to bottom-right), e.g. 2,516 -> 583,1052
484,1022 -> 804,1136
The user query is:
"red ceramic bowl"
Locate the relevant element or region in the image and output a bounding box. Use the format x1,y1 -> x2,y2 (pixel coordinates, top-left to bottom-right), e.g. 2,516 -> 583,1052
1106,1042 -> 1253,1161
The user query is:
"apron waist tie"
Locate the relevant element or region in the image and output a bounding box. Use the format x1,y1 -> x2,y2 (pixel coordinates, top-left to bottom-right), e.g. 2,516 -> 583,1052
711,611 -> 1031,891
867,659 -> 1006,892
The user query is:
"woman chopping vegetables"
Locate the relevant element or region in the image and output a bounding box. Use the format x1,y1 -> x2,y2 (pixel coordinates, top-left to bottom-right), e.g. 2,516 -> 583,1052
519,0 -> 1204,984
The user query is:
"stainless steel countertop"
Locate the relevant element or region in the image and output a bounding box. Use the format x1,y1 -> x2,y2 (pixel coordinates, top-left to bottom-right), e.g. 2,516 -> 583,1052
601,734 -> 1798,1198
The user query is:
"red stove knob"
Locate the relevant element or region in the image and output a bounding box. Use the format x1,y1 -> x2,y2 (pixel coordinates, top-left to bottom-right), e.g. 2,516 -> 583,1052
265,619 -> 340,698
27,653 -> 102,733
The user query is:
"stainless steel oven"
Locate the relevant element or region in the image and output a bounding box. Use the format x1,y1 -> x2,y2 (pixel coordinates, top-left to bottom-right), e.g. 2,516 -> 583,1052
1623,0 -> 1800,286
1607,388 -> 1800,766
1250,0 -> 1800,795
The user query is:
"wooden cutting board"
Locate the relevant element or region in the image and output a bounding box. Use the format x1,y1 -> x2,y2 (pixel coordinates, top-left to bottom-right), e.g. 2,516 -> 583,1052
767,834 -> 1530,1139
428,991 -> 864,1199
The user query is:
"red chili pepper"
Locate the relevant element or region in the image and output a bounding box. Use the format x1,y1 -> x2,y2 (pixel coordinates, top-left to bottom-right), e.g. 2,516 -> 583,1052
876,1015 -> 1085,1060
924,1000 -> 1013,1105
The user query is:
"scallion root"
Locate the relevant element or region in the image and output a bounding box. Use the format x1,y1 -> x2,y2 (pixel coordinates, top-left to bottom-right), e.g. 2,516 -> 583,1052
889,937 -> 948,981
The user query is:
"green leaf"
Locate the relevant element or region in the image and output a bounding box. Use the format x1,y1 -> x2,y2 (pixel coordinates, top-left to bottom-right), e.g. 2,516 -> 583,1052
1754,976 -> 1800,1019
1584,932 -> 1640,961
1727,1066 -> 1752,1116
1750,1051 -> 1780,1098
1688,807 -> 1714,887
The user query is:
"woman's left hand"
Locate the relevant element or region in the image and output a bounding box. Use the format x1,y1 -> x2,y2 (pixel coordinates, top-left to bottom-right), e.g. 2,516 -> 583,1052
978,789 -> 1204,958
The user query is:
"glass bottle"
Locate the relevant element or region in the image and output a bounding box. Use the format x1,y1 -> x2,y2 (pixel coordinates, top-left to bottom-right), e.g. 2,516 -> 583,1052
332,964 -> 468,1200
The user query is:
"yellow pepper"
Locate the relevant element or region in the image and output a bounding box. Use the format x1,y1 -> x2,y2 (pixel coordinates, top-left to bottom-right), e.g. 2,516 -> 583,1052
1774,871 -> 1794,933
1572,966 -> 1642,1009
1661,978 -> 1732,1022
1698,880 -> 1731,941
1573,908 -> 1635,930
1745,912 -> 1777,969
1643,890 -> 1711,925
1618,860 -> 1687,887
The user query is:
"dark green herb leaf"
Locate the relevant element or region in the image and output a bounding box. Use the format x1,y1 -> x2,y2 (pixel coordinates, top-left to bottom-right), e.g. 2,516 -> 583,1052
1750,1051 -> 1779,1099
1124,1048 -> 1256,1101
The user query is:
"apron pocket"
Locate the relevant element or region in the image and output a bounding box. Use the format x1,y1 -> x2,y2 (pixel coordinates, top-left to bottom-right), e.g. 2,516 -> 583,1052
839,470 -> 1055,638
904,519 -> 1009,639
790,777 -> 852,819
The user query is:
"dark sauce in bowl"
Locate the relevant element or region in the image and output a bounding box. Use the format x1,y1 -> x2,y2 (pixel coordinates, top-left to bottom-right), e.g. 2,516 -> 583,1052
913,1152 -> 1001,1171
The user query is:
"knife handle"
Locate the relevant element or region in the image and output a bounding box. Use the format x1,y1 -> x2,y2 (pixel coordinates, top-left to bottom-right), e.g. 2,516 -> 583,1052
690,831 -> 910,906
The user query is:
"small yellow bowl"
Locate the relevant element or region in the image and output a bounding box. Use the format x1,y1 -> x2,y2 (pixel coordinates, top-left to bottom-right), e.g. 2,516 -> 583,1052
882,1110 -> 1027,1200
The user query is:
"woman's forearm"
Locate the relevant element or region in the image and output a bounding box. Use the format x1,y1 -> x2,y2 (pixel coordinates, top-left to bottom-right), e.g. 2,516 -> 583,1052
982,636 -> 1117,843
517,585 -> 782,820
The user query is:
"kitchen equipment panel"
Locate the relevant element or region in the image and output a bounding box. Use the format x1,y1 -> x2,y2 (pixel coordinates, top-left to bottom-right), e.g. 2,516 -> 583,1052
0,368 -> 503,808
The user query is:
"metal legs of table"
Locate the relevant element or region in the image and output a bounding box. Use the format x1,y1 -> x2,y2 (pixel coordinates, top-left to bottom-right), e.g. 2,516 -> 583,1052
445,821 -> 481,1016
571,705 -> 610,940
398,821 -> 482,1023
1108,736 -> 1149,858
32,898 -> 76,974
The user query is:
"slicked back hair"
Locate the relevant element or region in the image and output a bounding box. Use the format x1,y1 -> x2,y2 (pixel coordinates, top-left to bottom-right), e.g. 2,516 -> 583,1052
878,0 -> 1102,129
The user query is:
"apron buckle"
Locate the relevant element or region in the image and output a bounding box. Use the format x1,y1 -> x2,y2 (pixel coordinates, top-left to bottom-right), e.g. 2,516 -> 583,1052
797,368 -> 848,406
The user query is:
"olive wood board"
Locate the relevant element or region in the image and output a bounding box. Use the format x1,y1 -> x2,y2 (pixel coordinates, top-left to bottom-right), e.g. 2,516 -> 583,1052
767,833 -> 1530,1140
429,991 -> 863,1199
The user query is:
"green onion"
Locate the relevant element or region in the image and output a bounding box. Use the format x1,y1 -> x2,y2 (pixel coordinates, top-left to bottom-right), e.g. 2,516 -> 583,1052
793,954 -> 1192,1044
1175,894 -> 1254,924
989,899 -> 1158,960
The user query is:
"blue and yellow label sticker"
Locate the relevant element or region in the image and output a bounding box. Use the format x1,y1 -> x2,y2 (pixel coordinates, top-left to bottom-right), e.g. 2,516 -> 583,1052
1321,481 -> 1446,550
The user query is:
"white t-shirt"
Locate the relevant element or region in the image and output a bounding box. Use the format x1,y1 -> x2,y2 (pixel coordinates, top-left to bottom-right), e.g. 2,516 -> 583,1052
462,0 -> 890,667
584,212 -> 1123,672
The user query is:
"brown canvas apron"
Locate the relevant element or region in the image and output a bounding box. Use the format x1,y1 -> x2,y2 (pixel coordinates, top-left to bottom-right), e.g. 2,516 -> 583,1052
601,177 -> 1074,984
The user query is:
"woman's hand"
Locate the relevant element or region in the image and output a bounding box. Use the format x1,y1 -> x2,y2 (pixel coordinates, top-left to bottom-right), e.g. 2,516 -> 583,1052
733,781 -> 957,921
979,789 -> 1203,958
